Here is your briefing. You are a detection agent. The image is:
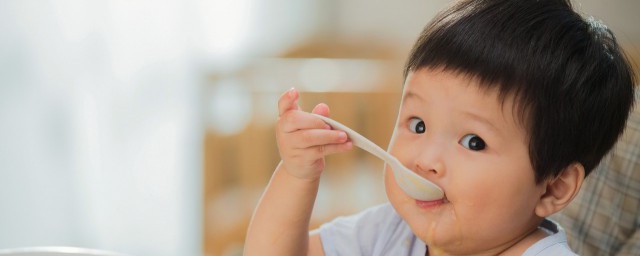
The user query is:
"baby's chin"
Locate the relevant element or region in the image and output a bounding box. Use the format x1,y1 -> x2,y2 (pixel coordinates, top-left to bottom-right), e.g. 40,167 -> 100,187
411,213 -> 450,237
403,202 -> 468,251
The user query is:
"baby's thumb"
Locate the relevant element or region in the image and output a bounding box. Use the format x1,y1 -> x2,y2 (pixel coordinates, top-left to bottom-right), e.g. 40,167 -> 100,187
312,103 -> 330,117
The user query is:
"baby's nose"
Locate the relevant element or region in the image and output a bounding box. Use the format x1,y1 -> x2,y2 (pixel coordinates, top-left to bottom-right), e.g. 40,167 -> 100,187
413,146 -> 446,177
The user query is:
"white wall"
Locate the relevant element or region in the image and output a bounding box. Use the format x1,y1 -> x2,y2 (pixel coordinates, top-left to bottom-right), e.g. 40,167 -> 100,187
0,1 -> 201,255
0,0 -> 321,255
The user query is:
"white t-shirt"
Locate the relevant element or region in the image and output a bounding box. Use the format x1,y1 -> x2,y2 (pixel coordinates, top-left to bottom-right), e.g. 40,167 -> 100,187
318,203 -> 577,256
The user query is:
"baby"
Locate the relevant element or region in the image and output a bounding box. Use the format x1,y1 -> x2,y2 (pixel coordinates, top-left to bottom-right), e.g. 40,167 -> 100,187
244,0 -> 637,255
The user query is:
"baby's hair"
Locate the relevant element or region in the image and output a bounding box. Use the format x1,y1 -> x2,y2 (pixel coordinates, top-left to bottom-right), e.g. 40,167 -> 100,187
404,0 -> 636,182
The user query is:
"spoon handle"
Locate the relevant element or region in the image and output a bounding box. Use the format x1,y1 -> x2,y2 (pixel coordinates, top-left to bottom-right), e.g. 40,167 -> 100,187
312,113 -> 444,200
311,114 -> 397,164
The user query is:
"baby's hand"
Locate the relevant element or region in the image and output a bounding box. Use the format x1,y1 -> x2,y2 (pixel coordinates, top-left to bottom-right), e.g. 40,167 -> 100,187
276,88 -> 353,180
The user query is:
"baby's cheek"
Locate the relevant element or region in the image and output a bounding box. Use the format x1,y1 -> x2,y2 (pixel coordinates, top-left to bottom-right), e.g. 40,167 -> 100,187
450,173 -> 499,208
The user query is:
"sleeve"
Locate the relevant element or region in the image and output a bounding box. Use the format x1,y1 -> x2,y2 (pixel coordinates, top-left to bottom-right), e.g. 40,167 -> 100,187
318,203 -> 397,256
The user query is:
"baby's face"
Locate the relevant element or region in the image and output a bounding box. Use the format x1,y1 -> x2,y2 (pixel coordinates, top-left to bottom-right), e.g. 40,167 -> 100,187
385,68 -> 546,253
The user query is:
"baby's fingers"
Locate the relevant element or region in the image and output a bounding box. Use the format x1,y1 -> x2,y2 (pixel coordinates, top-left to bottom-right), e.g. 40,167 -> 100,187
290,129 -> 348,149
278,88 -> 300,116
279,111 -> 331,133
322,141 -> 353,156
311,103 -> 330,117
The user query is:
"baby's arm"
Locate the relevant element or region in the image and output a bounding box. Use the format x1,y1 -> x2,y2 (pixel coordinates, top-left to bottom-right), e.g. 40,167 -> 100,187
244,88 -> 352,256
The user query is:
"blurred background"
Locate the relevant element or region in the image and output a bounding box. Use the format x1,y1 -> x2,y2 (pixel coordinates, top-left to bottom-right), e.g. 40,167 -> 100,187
0,0 -> 637,255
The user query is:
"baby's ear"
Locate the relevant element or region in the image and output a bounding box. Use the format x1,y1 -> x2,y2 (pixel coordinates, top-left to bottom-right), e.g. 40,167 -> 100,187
535,162 -> 585,217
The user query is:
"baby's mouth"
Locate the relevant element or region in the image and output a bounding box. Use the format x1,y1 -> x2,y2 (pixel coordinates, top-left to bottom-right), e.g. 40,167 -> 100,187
415,196 -> 449,209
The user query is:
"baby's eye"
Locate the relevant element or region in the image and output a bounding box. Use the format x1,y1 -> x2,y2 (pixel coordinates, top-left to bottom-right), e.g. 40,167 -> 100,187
459,134 -> 486,151
408,117 -> 426,134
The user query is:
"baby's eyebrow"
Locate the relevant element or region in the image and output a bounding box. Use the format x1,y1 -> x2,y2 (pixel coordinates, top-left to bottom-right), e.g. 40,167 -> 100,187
462,111 -> 502,135
402,91 -> 425,105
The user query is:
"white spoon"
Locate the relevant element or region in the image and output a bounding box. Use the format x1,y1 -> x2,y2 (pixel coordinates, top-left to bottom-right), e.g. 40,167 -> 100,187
311,114 -> 444,201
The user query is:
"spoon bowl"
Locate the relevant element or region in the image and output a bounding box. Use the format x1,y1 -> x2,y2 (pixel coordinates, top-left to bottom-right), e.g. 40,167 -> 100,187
312,114 -> 444,201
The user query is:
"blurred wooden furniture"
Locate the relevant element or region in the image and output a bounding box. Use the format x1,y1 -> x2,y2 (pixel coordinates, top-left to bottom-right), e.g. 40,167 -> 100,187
203,54 -> 404,256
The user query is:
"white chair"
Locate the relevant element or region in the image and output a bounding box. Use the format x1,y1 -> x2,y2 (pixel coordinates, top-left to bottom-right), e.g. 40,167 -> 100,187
0,247 -> 129,256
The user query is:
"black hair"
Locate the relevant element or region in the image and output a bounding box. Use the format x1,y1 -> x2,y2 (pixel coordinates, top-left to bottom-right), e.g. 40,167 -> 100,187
404,0 -> 636,182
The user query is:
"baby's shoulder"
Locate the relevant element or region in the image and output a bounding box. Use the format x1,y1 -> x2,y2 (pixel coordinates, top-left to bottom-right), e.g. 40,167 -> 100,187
322,203 -> 405,238
319,203 -> 420,256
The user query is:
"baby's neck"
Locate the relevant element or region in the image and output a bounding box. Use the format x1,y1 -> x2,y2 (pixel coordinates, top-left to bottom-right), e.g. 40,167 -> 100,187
495,227 -> 549,255
426,223 -> 549,256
